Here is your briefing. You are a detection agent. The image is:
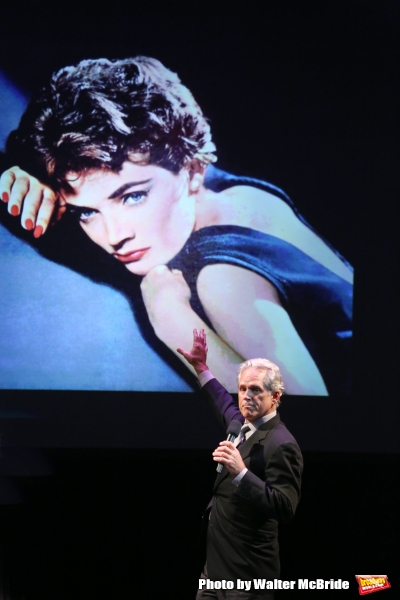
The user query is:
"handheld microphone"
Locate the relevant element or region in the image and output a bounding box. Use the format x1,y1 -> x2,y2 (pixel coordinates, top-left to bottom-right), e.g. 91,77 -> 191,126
216,419 -> 242,473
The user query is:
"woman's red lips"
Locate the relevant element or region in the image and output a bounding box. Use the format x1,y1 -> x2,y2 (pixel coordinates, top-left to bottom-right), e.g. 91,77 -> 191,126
113,248 -> 150,263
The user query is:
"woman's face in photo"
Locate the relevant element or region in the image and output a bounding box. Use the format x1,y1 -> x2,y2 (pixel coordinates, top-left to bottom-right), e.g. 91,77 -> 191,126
62,161 -> 199,276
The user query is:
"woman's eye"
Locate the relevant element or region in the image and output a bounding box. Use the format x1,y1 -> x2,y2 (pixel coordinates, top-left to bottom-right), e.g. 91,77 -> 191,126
76,208 -> 97,222
79,209 -> 96,220
67,206 -> 97,222
122,190 -> 148,205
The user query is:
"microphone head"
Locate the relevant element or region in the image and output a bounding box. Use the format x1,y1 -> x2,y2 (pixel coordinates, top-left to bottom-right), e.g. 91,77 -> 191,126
227,420 -> 242,437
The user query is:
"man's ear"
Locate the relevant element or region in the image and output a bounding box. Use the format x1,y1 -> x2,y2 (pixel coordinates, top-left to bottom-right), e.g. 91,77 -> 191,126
272,391 -> 281,405
186,159 -> 206,193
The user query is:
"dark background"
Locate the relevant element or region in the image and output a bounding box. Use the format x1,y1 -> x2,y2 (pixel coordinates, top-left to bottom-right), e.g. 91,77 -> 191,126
0,0 -> 399,597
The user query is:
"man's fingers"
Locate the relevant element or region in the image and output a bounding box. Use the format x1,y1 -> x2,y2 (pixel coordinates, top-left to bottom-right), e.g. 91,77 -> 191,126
213,442 -> 238,464
213,447 -> 234,458
213,454 -> 229,462
198,328 -> 206,342
219,441 -> 235,449
176,348 -> 194,364
213,450 -> 228,460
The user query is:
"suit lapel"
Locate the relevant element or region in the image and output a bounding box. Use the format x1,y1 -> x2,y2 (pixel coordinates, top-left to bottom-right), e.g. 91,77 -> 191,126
214,414 -> 280,488
239,414 -> 280,459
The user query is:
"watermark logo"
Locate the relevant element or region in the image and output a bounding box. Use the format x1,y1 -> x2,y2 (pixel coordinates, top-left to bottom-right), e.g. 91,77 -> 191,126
355,575 -> 391,595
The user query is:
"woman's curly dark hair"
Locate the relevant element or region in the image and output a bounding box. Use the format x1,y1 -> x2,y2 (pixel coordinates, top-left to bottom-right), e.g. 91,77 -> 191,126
6,56 -> 217,191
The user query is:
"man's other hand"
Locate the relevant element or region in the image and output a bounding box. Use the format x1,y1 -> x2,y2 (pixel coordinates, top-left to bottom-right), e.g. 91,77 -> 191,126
212,441 -> 246,476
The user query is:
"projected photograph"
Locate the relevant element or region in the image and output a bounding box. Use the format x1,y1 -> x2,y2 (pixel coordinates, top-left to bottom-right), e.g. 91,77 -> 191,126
0,55 -> 353,395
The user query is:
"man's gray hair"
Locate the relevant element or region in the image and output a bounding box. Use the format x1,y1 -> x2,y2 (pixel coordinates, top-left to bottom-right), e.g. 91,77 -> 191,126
237,358 -> 285,407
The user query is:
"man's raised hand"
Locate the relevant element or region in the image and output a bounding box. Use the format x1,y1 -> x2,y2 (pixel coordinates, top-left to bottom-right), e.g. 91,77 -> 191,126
177,328 -> 209,374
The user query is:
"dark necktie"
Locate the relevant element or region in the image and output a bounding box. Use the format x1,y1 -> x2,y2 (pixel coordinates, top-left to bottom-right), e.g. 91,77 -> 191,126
237,425 -> 251,447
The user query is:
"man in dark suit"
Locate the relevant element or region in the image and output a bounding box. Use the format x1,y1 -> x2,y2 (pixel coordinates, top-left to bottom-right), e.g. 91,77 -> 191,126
178,329 -> 303,600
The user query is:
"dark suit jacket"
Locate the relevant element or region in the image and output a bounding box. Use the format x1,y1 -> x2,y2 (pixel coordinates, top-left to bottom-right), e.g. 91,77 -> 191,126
202,378 -> 303,581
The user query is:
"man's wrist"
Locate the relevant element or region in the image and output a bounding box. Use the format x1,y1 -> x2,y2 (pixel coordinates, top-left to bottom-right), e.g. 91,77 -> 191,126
198,370 -> 215,387
232,467 -> 248,486
194,364 -> 209,376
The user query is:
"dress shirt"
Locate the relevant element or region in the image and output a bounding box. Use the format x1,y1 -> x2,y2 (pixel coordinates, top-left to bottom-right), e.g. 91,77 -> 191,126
198,369 -> 216,387
198,369 -> 277,486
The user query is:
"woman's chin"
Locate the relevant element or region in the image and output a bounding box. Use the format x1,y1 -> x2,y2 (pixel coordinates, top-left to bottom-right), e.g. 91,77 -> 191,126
123,261 -> 150,276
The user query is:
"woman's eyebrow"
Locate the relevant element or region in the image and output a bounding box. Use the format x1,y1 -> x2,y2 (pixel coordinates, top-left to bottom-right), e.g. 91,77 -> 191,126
107,179 -> 152,199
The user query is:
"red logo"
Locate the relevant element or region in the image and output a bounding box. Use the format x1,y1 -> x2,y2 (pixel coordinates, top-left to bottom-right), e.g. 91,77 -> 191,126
355,575 -> 391,595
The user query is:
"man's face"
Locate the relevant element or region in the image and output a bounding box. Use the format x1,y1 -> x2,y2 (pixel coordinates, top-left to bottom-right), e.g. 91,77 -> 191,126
238,367 -> 279,422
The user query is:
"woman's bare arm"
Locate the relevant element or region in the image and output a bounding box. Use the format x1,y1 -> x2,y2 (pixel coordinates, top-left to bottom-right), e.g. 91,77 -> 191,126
197,263 -> 328,395
140,265 -> 244,391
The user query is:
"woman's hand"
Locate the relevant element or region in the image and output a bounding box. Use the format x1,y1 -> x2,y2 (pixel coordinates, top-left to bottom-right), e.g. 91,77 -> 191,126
141,266 -> 192,331
0,166 -> 59,238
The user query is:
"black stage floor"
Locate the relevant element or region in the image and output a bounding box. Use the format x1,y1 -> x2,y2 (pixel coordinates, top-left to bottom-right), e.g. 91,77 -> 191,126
1,450 -> 398,599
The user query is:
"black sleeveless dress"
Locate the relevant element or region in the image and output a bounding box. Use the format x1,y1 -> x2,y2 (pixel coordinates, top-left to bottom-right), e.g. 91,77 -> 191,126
168,166 -> 353,395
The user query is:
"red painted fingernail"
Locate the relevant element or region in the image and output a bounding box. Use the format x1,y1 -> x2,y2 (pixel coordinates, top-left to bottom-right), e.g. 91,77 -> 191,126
25,218 -> 34,230
33,225 -> 43,238
1,191 -> 9,202
10,205 -> 19,216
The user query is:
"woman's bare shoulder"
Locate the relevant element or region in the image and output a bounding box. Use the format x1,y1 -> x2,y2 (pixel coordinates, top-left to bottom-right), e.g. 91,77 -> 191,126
203,185 -> 353,283
211,184 -> 295,231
